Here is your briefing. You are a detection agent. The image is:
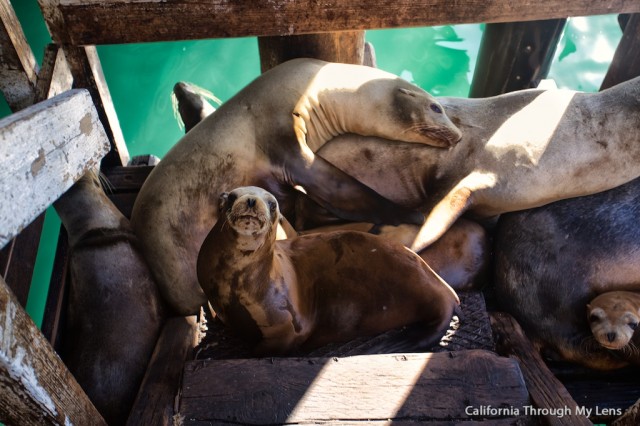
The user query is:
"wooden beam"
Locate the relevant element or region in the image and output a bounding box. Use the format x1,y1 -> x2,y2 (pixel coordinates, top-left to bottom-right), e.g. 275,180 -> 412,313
614,397 -> 640,425
178,350 -> 531,424
127,315 -> 200,426
38,0 -> 640,46
63,45 -> 129,167
0,275 -> 106,425
0,0 -> 38,110
601,13 -> 640,90
258,31 -> 365,73
0,89 -> 110,249
0,44 -> 73,308
469,19 -> 566,97
490,312 -> 592,426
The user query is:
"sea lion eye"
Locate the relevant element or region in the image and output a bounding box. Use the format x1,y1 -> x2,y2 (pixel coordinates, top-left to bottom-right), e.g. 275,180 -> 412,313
268,201 -> 277,212
430,103 -> 443,114
629,322 -> 638,330
589,313 -> 601,323
226,193 -> 237,207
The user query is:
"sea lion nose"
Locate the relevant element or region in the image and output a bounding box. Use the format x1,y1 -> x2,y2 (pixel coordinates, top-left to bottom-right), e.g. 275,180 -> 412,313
247,198 -> 256,208
607,332 -> 617,343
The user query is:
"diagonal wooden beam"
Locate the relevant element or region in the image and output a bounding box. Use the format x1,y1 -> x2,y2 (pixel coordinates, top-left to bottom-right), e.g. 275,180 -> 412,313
0,275 -> 106,425
38,0 -> 640,46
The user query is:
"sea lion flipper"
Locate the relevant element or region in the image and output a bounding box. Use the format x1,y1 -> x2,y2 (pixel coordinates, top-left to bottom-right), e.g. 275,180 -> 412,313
410,186 -> 473,253
289,155 -> 424,227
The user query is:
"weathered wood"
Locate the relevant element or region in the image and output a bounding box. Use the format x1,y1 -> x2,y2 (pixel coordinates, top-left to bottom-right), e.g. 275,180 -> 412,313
0,275 -> 106,425
179,350 -> 531,424
0,0 -> 38,111
0,44 -> 74,309
38,0 -> 640,45
469,19 -> 566,97
614,397 -> 640,426
63,45 -> 129,167
0,89 -> 110,249
601,13 -> 640,90
127,315 -> 200,426
490,312 -> 592,426
258,31 -> 365,73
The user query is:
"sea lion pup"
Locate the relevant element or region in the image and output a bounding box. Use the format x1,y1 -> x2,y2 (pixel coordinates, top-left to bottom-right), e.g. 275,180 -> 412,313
588,291 -> 640,351
298,77 -> 640,254
494,177 -> 640,370
54,171 -> 165,425
133,58 -> 462,315
197,186 -> 459,355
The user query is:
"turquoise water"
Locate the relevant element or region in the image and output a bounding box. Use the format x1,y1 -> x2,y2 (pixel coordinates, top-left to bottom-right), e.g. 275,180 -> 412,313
9,0 -> 622,326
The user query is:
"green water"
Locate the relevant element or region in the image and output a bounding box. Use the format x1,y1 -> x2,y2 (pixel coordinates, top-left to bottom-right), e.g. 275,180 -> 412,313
9,0 -> 622,326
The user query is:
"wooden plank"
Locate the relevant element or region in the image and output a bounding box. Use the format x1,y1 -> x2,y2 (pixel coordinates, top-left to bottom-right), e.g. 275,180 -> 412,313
0,275 -> 106,425
179,350 -> 532,424
258,31 -> 365,73
490,312 -> 592,426
469,19 -> 566,97
0,44 -> 73,308
39,0 -> 640,45
0,0 -> 38,111
127,315 -> 200,426
63,45 -> 129,167
614,397 -> 640,425
601,13 -> 640,90
0,89 -> 110,249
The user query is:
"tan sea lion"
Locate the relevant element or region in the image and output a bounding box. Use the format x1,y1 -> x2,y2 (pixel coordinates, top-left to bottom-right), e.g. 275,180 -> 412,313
196,186 -> 459,355
132,58 -> 462,315
54,171 -> 165,424
588,291 -> 640,351
494,177 -> 640,370
298,77 -> 640,255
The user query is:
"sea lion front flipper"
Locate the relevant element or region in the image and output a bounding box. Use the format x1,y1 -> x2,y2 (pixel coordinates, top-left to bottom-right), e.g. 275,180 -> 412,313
288,155 -> 425,227
409,185 -> 474,253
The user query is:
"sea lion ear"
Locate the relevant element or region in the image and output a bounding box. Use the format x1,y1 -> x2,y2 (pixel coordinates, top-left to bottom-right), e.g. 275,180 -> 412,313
218,192 -> 230,212
398,88 -> 416,97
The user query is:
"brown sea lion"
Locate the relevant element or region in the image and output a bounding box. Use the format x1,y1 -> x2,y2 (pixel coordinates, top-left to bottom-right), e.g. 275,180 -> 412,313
54,171 -> 165,424
494,177 -> 640,370
132,58 -> 462,315
196,186 -> 459,355
588,291 -> 640,351
298,77 -> 640,255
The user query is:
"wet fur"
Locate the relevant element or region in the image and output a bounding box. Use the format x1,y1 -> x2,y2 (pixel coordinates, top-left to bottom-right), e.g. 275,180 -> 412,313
494,178 -> 640,370
197,187 -> 459,355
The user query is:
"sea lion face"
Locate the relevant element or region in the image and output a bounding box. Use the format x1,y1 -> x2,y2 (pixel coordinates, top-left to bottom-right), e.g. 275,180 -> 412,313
588,296 -> 640,350
394,87 -> 462,148
219,186 -> 279,238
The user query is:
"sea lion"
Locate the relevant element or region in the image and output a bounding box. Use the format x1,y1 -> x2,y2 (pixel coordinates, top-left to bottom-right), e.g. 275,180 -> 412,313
132,58 -> 462,315
297,77 -> 640,255
171,79 -> 488,292
588,291 -> 640,351
196,186 -> 459,355
54,171 -> 165,424
494,177 -> 640,370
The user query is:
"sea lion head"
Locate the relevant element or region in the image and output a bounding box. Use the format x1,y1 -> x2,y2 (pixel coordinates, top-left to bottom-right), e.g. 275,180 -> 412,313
587,293 -> 640,350
393,85 -> 462,148
219,186 -> 280,240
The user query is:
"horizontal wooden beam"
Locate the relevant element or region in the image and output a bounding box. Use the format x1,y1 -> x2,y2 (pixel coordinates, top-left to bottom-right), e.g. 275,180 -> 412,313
0,275 -> 106,425
179,349 -> 530,424
0,89 -> 110,248
40,0 -> 640,45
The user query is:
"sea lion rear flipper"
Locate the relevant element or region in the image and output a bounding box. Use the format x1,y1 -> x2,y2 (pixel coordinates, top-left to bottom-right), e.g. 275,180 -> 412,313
409,186 -> 473,253
289,155 -> 424,227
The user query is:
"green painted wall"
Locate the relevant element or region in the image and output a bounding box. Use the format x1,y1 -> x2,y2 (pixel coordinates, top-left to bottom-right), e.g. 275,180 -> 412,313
9,0 -> 621,327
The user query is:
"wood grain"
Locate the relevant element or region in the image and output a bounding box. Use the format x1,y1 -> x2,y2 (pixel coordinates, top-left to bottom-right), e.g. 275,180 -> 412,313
39,0 -> 640,45
179,350 -> 531,424
0,275 -> 106,425
0,89 -> 110,248
491,312 -> 592,426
